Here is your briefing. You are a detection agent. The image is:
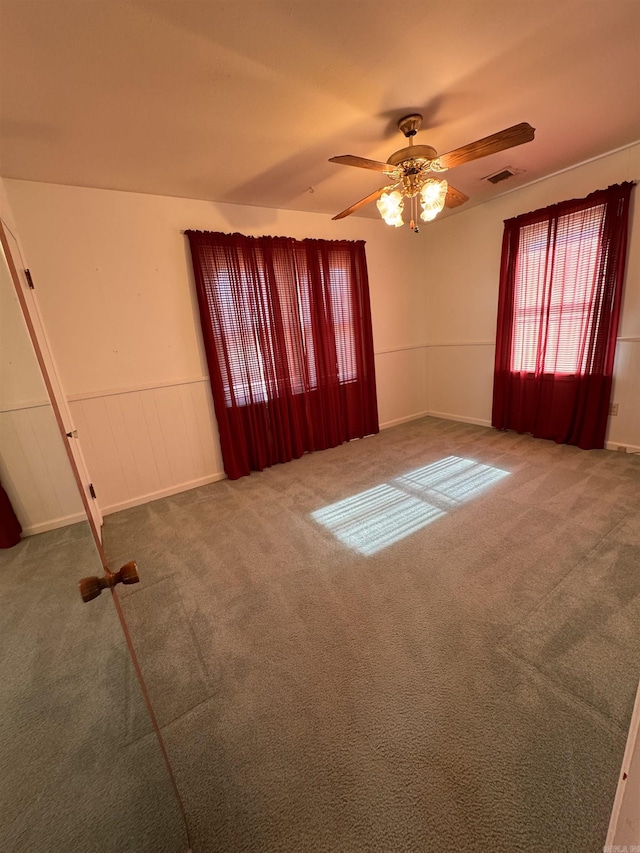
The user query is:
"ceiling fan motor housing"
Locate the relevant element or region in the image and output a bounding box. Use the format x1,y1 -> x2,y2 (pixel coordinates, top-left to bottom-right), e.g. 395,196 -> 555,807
387,144 -> 438,167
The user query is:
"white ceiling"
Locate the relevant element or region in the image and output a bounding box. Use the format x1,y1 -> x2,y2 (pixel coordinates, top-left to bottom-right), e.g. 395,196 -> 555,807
1,0 -> 639,221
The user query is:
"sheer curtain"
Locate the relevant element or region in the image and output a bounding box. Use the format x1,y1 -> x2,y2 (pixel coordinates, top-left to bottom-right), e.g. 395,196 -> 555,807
492,182 -> 633,449
187,231 -> 379,479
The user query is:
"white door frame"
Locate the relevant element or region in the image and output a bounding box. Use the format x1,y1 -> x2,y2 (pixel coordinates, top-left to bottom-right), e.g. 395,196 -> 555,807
0,212 -> 104,544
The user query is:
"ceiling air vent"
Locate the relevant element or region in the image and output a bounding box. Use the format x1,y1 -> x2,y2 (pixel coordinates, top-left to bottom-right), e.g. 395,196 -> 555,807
484,167 -> 520,185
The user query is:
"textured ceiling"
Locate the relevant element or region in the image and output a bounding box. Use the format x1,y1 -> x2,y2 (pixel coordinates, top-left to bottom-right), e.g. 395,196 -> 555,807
0,0 -> 639,221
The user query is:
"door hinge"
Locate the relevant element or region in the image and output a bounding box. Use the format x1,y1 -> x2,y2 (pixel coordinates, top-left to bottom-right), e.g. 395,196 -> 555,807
24,268 -> 35,289
89,483 -> 97,499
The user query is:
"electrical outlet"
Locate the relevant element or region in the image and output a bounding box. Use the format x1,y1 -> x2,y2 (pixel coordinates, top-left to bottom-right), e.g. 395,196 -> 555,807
610,402 -> 619,416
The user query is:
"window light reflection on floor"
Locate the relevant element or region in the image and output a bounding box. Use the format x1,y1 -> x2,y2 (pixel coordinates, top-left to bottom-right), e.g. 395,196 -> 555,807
311,456 -> 510,556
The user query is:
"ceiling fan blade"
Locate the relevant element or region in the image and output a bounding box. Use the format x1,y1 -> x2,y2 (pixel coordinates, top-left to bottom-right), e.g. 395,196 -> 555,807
332,186 -> 390,220
439,122 -> 535,170
329,154 -> 399,175
445,185 -> 469,208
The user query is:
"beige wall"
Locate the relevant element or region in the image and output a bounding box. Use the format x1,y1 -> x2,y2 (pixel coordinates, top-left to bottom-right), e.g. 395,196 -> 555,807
421,142 -> 640,450
4,181 -> 427,513
4,143 -> 638,521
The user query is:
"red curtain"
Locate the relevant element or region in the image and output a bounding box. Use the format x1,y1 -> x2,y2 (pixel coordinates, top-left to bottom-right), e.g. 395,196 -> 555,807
492,182 -> 634,450
187,231 -> 379,479
0,482 -> 22,548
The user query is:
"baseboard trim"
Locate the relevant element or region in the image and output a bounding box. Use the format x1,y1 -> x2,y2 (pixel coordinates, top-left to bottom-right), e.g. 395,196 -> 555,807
380,410 -> 494,431
22,511 -> 87,537
427,410 -> 492,428
379,410 -> 431,430
423,417 -> 639,450
102,473 -> 227,516
605,441 -> 640,454
23,420 -> 638,532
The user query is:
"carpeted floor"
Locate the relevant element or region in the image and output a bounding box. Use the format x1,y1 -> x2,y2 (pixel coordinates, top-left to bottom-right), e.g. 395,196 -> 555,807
2,416 -> 639,852
0,520 -> 186,853
102,416 -> 640,852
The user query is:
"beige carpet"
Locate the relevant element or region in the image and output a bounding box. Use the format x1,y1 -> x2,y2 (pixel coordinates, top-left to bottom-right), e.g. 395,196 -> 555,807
0,520 -> 185,853
100,416 -> 640,852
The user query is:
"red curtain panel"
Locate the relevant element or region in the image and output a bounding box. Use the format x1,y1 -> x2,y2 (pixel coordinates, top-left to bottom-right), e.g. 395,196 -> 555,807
187,231 -> 379,479
492,182 -> 634,450
0,482 -> 22,548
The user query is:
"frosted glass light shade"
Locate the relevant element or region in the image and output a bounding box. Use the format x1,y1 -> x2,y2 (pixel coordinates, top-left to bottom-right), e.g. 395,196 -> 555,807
377,190 -> 404,227
420,179 -> 448,222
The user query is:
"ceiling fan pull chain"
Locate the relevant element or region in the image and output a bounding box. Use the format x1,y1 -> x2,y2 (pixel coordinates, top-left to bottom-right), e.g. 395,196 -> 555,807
410,194 -> 417,232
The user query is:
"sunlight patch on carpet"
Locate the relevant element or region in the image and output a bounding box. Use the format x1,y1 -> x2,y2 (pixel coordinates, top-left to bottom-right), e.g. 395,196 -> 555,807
311,456 -> 510,555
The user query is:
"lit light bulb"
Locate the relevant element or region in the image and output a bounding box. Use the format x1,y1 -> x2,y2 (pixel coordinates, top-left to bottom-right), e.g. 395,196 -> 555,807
420,207 -> 440,222
419,179 -> 448,222
377,190 -> 404,227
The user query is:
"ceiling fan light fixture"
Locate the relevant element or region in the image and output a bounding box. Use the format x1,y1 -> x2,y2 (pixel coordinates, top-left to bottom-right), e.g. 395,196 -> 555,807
330,118 -> 534,228
377,190 -> 404,227
419,178 -> 448,222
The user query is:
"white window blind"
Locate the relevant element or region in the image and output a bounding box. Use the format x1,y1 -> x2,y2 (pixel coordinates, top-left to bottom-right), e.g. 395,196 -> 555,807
511,204 -> 606,374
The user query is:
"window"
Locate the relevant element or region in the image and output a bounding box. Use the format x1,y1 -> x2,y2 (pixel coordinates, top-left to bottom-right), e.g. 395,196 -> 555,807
511,205 -> 606,374
492,181 -> 633,450
187,230 -> 379,479
202,241 -> 361,406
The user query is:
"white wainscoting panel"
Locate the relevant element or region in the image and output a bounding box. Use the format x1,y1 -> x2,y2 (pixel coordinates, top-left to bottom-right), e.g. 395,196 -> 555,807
375,346 -> 429,429
69,380 -> 225,514
67,347 -> 433,515
608,339 -> 640,451
0,403 -> 85,534
427,343 -> 496,426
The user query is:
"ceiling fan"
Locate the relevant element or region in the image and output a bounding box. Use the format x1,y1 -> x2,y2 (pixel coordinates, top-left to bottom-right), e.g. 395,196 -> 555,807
329,115 -> 535,231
